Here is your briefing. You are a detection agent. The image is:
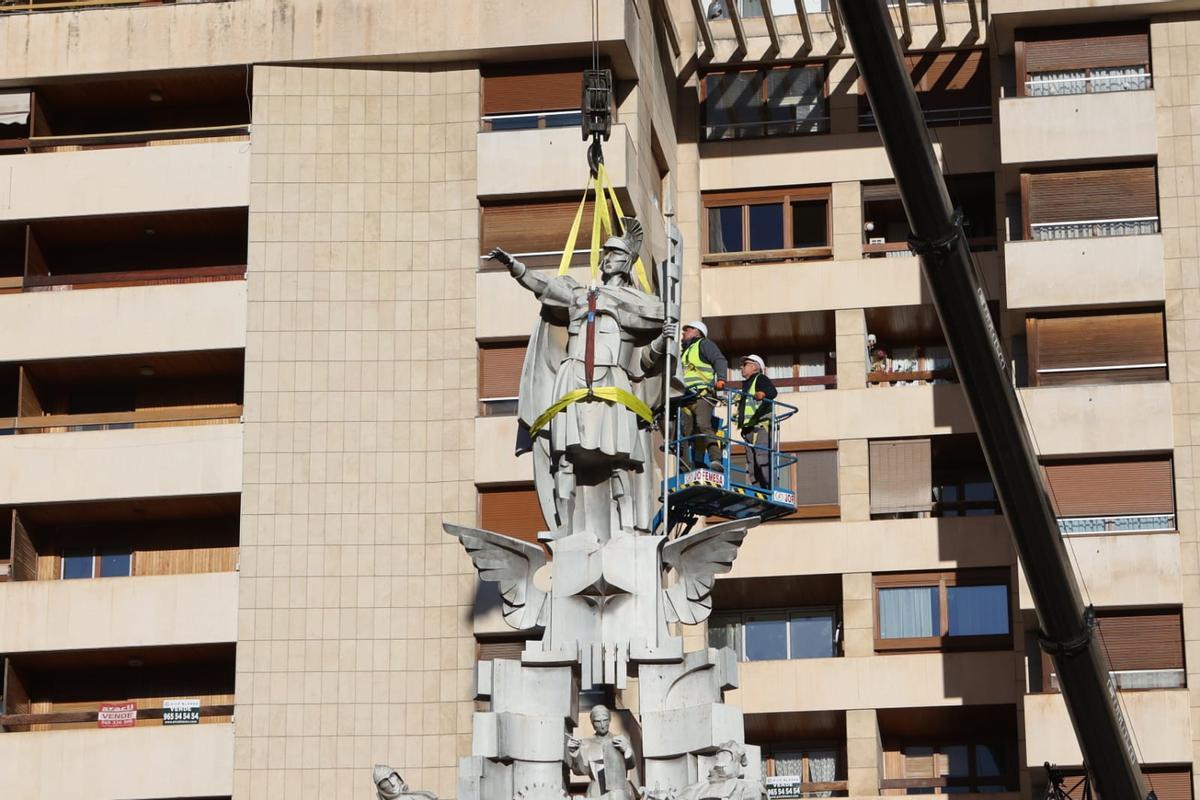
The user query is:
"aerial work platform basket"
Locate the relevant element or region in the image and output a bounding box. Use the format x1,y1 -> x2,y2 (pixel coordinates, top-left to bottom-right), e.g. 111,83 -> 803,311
660,388 -> 799,530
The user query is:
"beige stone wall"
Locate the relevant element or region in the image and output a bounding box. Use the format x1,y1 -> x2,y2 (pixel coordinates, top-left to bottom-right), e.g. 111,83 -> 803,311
1152,14 -> 1200,795
237,63 -> 480,800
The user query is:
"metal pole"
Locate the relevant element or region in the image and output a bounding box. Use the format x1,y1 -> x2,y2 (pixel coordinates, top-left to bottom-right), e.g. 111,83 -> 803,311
839,2 -> 1151,799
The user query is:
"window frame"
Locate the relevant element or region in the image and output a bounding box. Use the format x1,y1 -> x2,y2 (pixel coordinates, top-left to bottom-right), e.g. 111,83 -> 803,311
708,605 -> 842,662
873,569 -> 1012,653
760,741 -> 847,795
59,546 -> 134,580
699,63 -> 829,142
702,186 -> 833,266
882,739 -> 1017,794
775,441 -> 841,521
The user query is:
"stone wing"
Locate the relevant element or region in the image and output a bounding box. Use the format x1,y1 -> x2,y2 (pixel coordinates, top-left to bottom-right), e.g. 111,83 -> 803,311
661,517 -> 759,625
445,523 -> 549,630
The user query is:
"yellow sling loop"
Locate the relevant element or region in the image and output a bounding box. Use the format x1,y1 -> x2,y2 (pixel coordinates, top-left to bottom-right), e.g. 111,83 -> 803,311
556,165 -> 654,294
529,386 -> 655,436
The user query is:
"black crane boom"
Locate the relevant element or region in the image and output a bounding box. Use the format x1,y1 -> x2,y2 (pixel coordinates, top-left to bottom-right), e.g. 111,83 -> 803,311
838,2 -> 1153,799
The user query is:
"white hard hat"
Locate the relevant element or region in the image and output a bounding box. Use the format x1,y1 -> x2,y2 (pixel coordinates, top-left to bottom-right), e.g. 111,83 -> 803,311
683,320 -> 708,337
741,354 -> 765,371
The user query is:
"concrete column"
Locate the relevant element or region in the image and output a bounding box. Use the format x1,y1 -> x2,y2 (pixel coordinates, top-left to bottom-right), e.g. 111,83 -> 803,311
835,308 -> 867,390
831,181 -> 862,262
838,438 -> 870,523
827,58 -> 860,136
841,572 -> 874,658
846,708 -> 881,796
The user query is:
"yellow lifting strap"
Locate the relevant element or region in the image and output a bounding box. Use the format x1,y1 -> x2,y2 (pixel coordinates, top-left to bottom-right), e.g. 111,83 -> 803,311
529,386 -> 655,436
555,164 -> 653,294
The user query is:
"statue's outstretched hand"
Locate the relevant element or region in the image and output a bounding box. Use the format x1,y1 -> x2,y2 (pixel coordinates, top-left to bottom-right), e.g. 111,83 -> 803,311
662,321 -> 678,340
487,247 -> 514,268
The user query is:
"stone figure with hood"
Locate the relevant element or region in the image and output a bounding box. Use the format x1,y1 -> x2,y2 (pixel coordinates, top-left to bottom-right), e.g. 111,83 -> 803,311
488,218 -> 672,541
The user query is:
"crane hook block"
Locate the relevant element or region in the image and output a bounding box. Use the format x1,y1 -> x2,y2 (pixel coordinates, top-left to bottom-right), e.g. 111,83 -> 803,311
582,69 -> 613,142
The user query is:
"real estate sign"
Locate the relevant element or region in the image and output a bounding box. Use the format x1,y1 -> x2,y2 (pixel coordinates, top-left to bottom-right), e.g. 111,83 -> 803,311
98,701 -> 137,728
765,776 -> 805,800
163,698 -> 201,725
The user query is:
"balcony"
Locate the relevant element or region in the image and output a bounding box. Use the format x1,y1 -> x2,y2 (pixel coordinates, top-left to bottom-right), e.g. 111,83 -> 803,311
475,414 -> 531,485
1018,530 -> 1180,611
0,724 -> 233,800
0,571 -> 237,653
0,280 -> 246,363
1019,382 -> 1173,456
0,423 -> 242,505
1004,234 -> 1163,310
999,90 -> 1157,165
0,141 -> 250,221
1024,690 -> 1191,767
477,123 -> 634,198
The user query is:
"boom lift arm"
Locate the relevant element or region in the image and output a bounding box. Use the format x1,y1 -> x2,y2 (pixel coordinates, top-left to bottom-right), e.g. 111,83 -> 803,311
839,3 -> 1153,799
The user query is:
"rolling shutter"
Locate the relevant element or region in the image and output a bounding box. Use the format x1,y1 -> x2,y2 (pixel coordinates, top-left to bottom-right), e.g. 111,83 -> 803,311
481,64 -> 583,115
1145,769 -> 1194,800
480,199 -> 596,256
1027,166 -> 1157,225
479,342 -> 527,400
1031,311 -> 1165,386
1022,26 -> 1150,73
477,637 -> 530,661
479,486 -> 545,544
793,448 -> 839,506
1041,456 -> 1174,517
870,439 -> 932,515
1095,610 -> 1184,671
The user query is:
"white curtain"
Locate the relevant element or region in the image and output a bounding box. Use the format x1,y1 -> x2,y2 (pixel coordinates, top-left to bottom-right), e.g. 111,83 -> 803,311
795,351 -> 827,392
808,750 -> 837,798
878,586 -> 938,638
1091,66 -> 1151,93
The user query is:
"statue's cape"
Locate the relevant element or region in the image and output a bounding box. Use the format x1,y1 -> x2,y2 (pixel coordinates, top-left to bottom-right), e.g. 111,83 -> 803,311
514,275 -> 667,533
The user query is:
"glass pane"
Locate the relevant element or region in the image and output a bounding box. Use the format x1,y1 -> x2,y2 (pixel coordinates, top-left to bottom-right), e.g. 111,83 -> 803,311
709,206 -> 744,253
974,744 -> 1003,777
943,744 -> 969,777
947,584 -> 1009,636
789,612 -> 834,658
766,67 -> 826,134
708,615 -> 741,654
879,586 -> 939,638
99,549 -> 132,577
963,481 -> 995,501
62,550 -> 93,580
704,73 -> 761,139
774,750 -> 805,777
748,203 -> 784,250
791,200 -> 828,248
744,614 -> 788,660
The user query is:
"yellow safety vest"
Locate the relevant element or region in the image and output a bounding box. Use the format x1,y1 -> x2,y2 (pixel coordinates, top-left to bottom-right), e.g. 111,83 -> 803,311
682,339 -> 716,391
739,374 -> 768,429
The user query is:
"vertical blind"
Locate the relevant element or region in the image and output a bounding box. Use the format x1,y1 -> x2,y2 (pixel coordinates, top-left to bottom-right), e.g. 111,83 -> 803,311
793,448 -> 839,506
870,438 -> 932,514
1041,455 -> 1174,517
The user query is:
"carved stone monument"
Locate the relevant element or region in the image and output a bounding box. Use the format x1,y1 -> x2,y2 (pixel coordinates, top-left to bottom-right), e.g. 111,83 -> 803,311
396,214 -> 763,800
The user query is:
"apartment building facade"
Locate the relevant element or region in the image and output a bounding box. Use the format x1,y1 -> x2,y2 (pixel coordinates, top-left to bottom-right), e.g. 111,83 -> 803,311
0,1 -> 1192,799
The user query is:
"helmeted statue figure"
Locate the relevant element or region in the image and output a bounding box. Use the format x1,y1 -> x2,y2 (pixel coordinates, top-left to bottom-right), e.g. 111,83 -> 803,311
488,218 -> 671,540
565,705 -> 636,800
372,765 -> 438,800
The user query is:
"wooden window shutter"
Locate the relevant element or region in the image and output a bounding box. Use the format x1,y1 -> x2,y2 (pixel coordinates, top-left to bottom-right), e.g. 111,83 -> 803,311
870,439 -> 932,514
481,64 -> 583,116
862,182 -> 902,202
1041,456 -> 1174,517
479,486 -> 545,544
1144,769 -> 1194,800
1032,311 -> 1165,385
476,637 -> 530,662
1027,166 -> 1157,224
479,342 -> 527,400
794,448 -> 839,506
1022,26 -> 1150,73
907,50 -> 990,109
1095,610 -> 1184,671
2,658 -> 31,731
10,510 -> 35,582
480,199 -> 596,256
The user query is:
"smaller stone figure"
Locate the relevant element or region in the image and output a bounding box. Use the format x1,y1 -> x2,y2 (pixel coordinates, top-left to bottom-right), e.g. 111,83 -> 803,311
373,765 -> 438,800
678,742 -> 766,800
566,705 -> 637,800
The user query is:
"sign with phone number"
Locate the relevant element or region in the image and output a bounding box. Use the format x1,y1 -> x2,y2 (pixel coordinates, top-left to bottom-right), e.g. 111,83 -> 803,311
163,698 -> 201,725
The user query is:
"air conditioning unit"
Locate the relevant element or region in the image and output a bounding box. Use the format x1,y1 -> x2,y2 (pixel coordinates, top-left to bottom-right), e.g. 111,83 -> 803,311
868,236 -> 886,245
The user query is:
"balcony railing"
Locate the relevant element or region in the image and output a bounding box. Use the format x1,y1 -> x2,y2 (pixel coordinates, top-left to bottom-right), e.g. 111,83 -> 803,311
21,264 -> 246,292
1048,668 -> 1185,692
0,704 -> 234,731
481,110 -> 582,133
1026,68 -> 1152,97
862,238 -> 996,258
1056,514 -> 1175,535
26,123 -> 249,153
0,0 -> 229,14
1030,217 -> 1159,241
860,105 -> 992,129
703,116 -> 830,141
0,405 -> 243,435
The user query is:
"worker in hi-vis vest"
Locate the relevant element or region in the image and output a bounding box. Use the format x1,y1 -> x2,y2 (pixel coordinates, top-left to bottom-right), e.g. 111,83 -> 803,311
679,321 -> 728,470
736,354 -> 779,488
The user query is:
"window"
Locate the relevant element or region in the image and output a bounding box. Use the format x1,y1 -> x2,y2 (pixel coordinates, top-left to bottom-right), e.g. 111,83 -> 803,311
760,744 -> 845,797
479,341 -> 527,416
1042,454 -> 1174,534
703,187 -> 831,264
1021,164 -> 1158,240
1017,23 -> 1151,97
726,352 -> 836,392
874,570 -> 1011,651
479,485 -> 548,546
1026,309 -> 1166,387
1052,767 -> 1192,800
1041,609 -> 1185,691
859,50 -> 991,129
709,607 -> 840,661
99,548 -> 132,578
862,174 -> 996,257
702,65 -> 827,141
931,435 -> 1000,518
870,438 -> 932,517
883,741 -> 1014,794
777,444 -> 839,520
871,436 -> 998,519
59,546 -> 133,580
61,549 -> 93,580
481,62 -> 591,131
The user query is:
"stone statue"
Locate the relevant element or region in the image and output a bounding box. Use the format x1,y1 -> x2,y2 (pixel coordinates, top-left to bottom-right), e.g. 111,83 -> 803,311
372,765 -> 438,800
678,742 -> 766,800
488,217 -> 671,540
566,705 -> 636,800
